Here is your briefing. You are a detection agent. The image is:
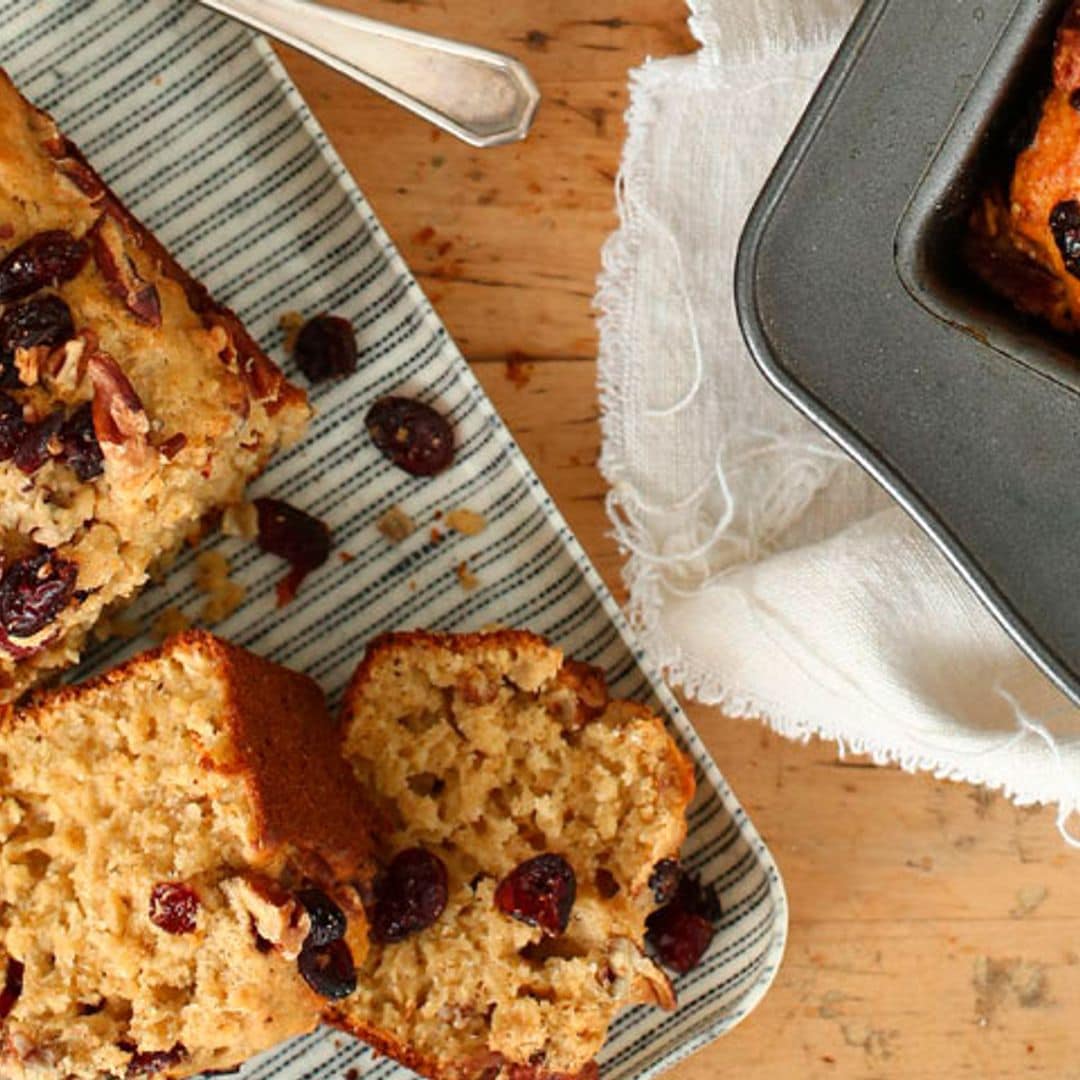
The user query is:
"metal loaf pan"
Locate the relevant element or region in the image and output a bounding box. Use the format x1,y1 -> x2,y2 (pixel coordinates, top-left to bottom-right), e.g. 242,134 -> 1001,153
736,0 -> 1080,704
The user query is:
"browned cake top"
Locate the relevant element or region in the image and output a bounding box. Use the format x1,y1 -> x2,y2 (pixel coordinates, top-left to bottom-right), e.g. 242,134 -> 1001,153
0,71 -> 309,701
969,2 -> 1080,332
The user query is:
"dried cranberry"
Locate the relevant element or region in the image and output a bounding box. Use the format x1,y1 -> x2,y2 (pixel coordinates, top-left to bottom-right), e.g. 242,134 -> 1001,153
0,295 -> 75,373
0,394 -> 26,460
13,411 -> 63,474
125,1042 -> 189,1077
0,230 -> 89,302
645,908 -> 714,975
297,937 -> 356,1001
253,498 -> 332,606
648,859 -> 682,906
366,396 -> 455,477
494,854 -> 576,937
676,872 -> 723,923
294,314 -> 357,383
296,887 -> 347,948
645,871 -> 721,975
59,403 -> 104,481
149,882 -> 200,935
1050,200 -> 1080,279
158,433 -> 187,461
0,958 -> 24,1018
0,549 -> 78,638
371,848 -> 449,944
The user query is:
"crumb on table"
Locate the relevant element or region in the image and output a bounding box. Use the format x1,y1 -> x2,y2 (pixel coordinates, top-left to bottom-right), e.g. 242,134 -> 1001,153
222,501 -> 259,541
377,506 -> 416,544
279,310 -> 306,353
445,508 -> 487,537
194,550 -> 247,625
93,614 -> 141,643
151,608 -> 192,641
195,551 -> 231,593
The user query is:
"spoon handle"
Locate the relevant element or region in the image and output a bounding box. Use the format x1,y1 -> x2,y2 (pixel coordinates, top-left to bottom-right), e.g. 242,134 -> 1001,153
196,0 -> 541,148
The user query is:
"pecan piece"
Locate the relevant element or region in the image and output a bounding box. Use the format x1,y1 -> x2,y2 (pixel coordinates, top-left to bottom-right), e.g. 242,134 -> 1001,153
91,216 -> 161,327
87,352 -> 153,478
222,874 -> 311,961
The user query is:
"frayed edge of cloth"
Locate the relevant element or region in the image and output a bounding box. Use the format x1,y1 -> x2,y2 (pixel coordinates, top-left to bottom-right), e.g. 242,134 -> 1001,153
594,42 -> 1080,845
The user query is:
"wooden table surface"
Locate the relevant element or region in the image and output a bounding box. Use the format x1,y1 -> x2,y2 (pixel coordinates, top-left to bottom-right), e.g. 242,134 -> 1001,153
276,4 -> 1080,1077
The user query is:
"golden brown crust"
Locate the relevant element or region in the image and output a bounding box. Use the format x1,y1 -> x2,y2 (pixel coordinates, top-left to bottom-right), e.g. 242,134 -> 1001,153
209,634 -> 379,894
11,630 -> 376,888
329,1014 -> 599,1080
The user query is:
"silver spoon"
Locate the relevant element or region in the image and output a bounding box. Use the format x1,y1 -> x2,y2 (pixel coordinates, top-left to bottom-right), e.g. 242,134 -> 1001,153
195,0 -> 541,148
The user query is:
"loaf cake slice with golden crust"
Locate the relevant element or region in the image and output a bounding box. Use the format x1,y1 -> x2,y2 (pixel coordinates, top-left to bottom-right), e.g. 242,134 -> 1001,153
0,70 -> 310,702
330,631 -> 696,1080
0,631 -> 375,1079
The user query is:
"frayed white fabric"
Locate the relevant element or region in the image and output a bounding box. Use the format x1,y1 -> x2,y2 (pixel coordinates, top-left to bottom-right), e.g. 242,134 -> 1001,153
596,0 -> 1080,833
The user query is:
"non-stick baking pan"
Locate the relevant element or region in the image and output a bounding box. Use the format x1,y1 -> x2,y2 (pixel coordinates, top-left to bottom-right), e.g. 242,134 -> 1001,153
736,0 -> 1080,705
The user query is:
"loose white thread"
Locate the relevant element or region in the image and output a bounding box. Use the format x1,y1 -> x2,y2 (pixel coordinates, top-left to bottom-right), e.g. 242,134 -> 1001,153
607,450 -> 736,565
637,206 -> 706,420
997,686 -> 1080,848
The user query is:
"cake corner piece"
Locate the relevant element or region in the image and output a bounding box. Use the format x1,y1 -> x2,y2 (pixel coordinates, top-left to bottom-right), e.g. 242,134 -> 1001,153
0,68 -> 310,702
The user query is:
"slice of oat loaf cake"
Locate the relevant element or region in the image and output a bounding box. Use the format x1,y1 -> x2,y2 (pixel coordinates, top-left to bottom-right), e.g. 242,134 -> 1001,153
330,630 -> 696,1080
0,631 -> 375,1079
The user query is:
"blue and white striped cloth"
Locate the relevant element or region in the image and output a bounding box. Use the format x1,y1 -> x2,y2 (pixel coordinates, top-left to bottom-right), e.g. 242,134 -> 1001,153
0,2 -> 787,1076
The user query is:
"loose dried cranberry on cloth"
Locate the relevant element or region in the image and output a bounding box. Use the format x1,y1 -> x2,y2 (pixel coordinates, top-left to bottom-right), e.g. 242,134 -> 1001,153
253,498 -> 332,606
366,396 -> 455,477
294,314 -> 357,383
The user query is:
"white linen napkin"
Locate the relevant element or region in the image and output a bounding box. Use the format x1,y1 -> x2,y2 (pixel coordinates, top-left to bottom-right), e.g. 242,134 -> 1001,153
596,0 -> 1080,835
